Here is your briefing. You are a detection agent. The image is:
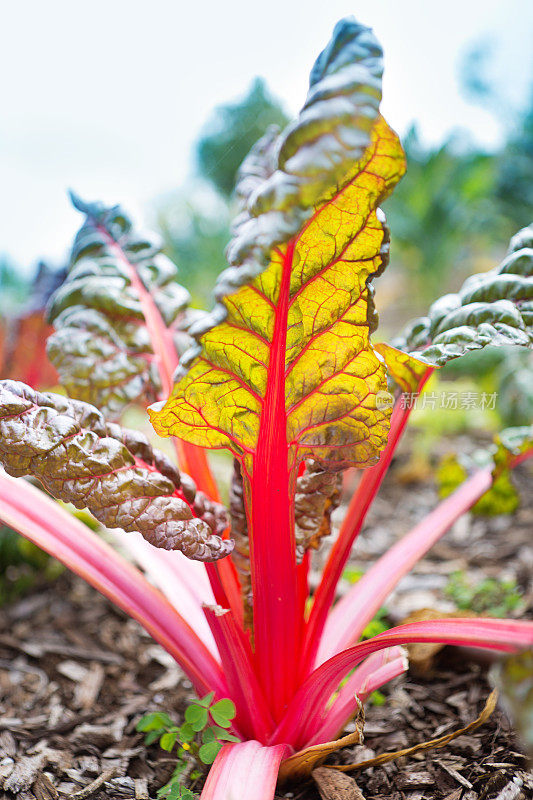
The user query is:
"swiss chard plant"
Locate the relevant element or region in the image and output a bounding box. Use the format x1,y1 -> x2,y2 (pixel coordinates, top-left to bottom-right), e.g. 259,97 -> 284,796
0,17 -> 532,799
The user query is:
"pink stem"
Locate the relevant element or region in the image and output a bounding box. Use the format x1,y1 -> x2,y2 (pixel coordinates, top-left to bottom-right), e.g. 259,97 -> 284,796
112,531 -> 217,656
200,741 -> 290,800
305,647 -> 408,746
248,241 -> 300,721
272,617 -> 533,747
0,472 -> 227,698
301,367 -> 434,677
318,465 -> 494,663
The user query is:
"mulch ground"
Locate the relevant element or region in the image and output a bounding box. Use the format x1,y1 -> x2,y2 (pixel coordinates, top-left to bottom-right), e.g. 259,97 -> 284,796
0,437 -> 531,800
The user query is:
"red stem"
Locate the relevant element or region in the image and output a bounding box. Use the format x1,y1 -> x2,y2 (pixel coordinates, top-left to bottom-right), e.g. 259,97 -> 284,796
204,606 -> 274,742
248,242 -> 300,721
300,367 -> 433,677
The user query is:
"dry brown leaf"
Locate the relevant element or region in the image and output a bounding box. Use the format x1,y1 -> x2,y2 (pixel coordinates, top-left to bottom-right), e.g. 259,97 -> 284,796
312,766 -> 365,799
278,699 -> 364,784
330,688 -> 498,773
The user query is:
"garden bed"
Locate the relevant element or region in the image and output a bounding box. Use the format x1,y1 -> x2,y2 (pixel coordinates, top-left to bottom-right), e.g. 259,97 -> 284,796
0,442 -> 531,800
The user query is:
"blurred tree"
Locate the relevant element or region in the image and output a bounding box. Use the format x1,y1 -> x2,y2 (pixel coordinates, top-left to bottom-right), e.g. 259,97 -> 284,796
155,187 -> 231,305
460,39 -> 533,230
196,77 -> 288,197
383,125 -> 501,299
495,91 -> 533,229
156,78 -> 288,304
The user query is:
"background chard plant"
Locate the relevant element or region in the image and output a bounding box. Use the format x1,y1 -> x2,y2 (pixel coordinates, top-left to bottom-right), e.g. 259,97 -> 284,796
0,16 -> 532,799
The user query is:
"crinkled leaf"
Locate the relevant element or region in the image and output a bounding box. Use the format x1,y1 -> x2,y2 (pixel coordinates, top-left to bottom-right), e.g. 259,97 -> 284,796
0,380 -> 231,562
150,18 -> 406,472
47,195 -> 190,419
394,224 -> 533,366
294,461 -> 342,563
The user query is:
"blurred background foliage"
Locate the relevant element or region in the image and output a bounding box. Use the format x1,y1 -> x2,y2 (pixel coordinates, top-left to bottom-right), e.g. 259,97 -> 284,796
0,40 -> 531,602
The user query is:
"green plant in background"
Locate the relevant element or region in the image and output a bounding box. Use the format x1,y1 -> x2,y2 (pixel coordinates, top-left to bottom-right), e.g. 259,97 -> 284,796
0,525 -> 61,605
437,454 -> 520,515
445,571 -> 523,617
155,79 -> 288,306
196,78 -> 288,199
137,695 -> 239,798
436,425 -> 532,515
382,125 -> 502,301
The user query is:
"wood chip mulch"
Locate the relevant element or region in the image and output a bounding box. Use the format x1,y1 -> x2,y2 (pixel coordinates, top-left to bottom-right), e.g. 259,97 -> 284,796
0,447 -> 531,799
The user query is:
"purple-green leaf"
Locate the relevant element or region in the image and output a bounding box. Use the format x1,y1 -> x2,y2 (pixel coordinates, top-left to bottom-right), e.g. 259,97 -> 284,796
47,195 -> 191,418
0,380 -> 231,562
394,224 -> 533,365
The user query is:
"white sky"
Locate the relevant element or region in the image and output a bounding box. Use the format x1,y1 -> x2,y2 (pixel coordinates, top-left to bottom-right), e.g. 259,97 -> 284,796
1,0 -> 533,268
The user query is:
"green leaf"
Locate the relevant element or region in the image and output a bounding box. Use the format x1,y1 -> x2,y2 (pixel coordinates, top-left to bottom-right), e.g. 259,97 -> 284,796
209,698 -> 236,728
160,731 -> 178,752
136,711 -> 173,732
213,730 -> 240,743
185,704 -> 208,731
144,730 -> 163,746
394,224 -> 533,366
199,740 -> 222,765
197,691 -> 215,707
201,727 -> 215,744
47,195 -> 190,420
369,690 -> 386,706
491,650 -> 533,760
0,381 -> 231,562
178,722 -> 195,743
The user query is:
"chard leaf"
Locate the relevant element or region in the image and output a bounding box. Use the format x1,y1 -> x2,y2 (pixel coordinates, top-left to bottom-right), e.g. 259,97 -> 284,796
394,224 -> 533,366
0,380 -> 231,562
47,195 -> 190,419
374,342 -> 432,393
150,18 -> 406,471
294,462 -> 342,562
228,459 -> 253,624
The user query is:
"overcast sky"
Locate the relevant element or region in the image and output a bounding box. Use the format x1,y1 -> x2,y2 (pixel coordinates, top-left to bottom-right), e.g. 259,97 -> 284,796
1,0 -> 533,269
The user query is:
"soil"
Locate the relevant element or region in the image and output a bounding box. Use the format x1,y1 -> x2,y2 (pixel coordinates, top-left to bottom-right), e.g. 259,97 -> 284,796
0,435 -> 531,800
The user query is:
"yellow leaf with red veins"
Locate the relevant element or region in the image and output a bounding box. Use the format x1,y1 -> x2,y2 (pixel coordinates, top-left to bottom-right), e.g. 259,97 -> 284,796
150,20 -> 406,474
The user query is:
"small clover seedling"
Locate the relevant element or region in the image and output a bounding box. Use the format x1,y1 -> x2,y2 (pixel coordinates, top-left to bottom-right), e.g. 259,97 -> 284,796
137,695 -> 239,797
